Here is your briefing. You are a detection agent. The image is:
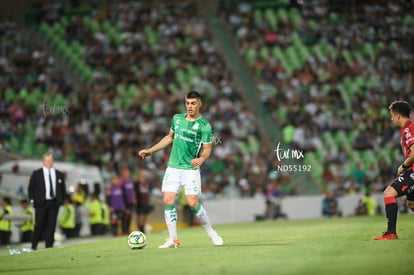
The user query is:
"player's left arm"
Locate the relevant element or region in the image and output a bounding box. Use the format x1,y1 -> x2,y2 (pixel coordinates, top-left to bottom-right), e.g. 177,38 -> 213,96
191,142 -> 212,168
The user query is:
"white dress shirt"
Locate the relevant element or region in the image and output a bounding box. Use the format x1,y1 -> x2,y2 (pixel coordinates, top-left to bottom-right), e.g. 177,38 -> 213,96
42,166 -> 56,200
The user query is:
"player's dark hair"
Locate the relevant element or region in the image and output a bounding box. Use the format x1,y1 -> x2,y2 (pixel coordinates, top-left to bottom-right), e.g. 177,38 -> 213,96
186,91 -> 203,102
389,101 -> 412,118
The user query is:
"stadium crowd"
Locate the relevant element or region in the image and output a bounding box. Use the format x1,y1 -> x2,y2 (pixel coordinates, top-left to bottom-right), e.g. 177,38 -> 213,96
221,0 -> 414,197
1,0 -> 413,214
1,0 -> 296,206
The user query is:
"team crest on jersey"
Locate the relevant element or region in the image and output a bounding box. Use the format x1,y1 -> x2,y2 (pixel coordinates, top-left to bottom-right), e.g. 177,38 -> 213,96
192,123 -> 199,130
410,172 -> 414,180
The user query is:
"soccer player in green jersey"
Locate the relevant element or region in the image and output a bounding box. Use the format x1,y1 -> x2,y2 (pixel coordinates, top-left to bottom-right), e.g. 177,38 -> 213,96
138,91 -> 223,248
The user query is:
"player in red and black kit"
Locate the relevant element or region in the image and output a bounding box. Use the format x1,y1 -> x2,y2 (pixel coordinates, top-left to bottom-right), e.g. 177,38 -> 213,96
134,169 -> 154,234
375,101 -> 414,240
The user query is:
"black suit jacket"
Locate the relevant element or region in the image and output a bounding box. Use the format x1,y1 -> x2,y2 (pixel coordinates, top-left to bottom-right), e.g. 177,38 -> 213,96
28,168 -> 67,208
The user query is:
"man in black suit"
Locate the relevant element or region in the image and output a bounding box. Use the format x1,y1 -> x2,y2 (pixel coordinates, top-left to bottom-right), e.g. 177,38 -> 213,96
28,153 -> 67,250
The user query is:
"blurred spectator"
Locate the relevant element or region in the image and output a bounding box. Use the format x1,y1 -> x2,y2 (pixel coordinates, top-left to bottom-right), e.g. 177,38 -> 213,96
134,169 -> 154,233
71,182 -> 87,237
353,131 -> 373,151
363,190 -> 377,216
101,198 -> 111,235
364,161 -> 379,190
19,199 -> 34,243
3,0 -> 413,201
260,179 -> 287,220
87,192 -> 104,236
222,0 -> 413,195
322,191 -> 342,217
59,196 -> 76,239
0,197 -> 13,245
106,174 -> 125,236
354,191 -> 377,216
8,101 -> 25,125
119,167 -> 135,234
349,161 -> 366,187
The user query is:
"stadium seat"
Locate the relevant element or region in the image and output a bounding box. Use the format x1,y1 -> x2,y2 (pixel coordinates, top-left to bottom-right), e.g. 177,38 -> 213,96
253,9 -> 263,26
311,44 -> 324,60
248,136 -> 260,154
333,131 -> 353,151
271,46 -> 284,60
39,22 -> 51,37
52,94 -> 66,106
277,106 -> 287,123
144,26 -> 159,46
304,152 -> 323,184
31,88 -> 44,108
21,140 -> 34,156
168,57 -> 178,69
245,48 -> 257,65
18,88 -> 29,102
362,43 -> 376,60
276,8 -> 288,23
52,21 -> 64,38
4,87 -> 16,102
314,147 -> 324,163
308,19 -> 318,31
264,8 -> 277,30
259,46 -> 270,60
168,83 -> 178,93
289,8 -> 302,28
35,143 -> 48,158
116,84 -> 127,96
127,84 -> 139,98
360,150 -> 376,168
350,151 -> 362,166
329,12 -> 339,25
291,33 -> 302,48
7,137 -> 21,151
322,132 -> 337,152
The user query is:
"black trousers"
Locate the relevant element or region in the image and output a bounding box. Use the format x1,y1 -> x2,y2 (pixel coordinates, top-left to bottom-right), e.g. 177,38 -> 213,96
90,223 -> 104,235
21,230 -> 33,243
32,200 -> 59,250
0,230 -> 11,245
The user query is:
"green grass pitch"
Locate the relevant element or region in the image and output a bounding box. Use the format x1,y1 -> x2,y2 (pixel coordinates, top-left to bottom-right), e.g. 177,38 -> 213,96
1,214 -> 413,275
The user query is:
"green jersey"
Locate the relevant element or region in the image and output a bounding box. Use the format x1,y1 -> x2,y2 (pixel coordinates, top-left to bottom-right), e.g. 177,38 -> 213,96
168,113 -> 212,169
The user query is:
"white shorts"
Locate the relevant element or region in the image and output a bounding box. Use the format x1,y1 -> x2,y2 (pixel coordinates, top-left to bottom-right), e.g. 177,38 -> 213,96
162,167 -> 201,195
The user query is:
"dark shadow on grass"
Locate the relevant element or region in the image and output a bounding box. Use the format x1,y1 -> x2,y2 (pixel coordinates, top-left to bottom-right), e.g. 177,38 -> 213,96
182,240 -> 295,248
223,241 -> 292,247
0,267 -> 60,273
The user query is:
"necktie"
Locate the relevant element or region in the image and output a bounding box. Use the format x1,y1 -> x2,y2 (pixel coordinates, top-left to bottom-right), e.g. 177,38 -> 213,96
49,170 -> 54,198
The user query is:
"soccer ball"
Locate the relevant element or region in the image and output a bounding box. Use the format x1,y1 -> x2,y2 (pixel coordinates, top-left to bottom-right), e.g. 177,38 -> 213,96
128,231 -> 147,249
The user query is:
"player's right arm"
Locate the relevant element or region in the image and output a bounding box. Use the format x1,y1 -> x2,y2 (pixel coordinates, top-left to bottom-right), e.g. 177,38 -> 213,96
398,143 -> 414,175
138,130 -> 174,159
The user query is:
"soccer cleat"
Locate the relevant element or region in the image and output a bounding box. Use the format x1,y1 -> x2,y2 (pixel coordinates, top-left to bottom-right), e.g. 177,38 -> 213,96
209,232 -> 224,246
159,239 -> 180,248
374,232 -> 398,240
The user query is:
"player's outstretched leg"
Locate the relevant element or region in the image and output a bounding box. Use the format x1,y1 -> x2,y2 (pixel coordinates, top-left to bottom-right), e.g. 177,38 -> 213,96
191,202 -> 223,246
